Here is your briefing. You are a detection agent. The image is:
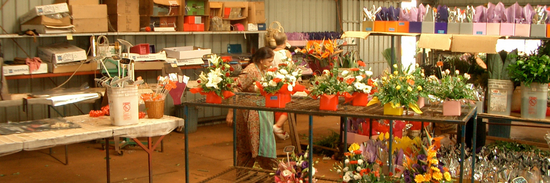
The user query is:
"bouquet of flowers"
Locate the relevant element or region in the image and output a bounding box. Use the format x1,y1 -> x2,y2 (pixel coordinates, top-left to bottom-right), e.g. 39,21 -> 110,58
190,54 -> 236,100
274,147 -> 318,183
340,60 -> 377,105
402,133 -> 453,183
140,75 -> 178,101
308,67 -> 347,98
255,59 -> 305,95
301,40 -> 344,73
367,64 -> 423,114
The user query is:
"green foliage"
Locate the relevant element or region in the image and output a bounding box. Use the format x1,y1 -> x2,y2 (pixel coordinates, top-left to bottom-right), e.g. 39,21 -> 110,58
382,48 -> 399,71
432,69 -> 476,101
487,141 -> 550,156
488,50 -> 517,80
339,51 -> 360,68
536,40 -> 550,56
310,130 -> 340,156
508,54 -> 550,86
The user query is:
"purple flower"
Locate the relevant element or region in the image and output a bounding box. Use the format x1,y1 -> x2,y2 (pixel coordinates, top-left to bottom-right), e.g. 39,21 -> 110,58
412,164 -> 422,172
301,161 -> 309,169
438,165 -> 444,173
417,154 -> 427,161
276,169 -> 280,175
422,165 -> 428,172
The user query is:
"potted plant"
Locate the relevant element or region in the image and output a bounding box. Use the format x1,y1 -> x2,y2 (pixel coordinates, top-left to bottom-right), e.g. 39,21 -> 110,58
432,66 -> 476,116
487,50 -> 517,115
190,55 -> 236,104
367,64 -> 423,115
308,67 -> 347,111
301,39 -> 343,74
256,59 -> 305,108
340,60 -> 377,106
508,54 -> 550,119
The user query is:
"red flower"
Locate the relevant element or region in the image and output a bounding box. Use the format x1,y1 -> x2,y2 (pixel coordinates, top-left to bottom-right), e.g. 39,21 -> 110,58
365,168 -> 371,174
346,78 -> 355,85
315,81 -> 319,85
221,66 -> 225,70
374,171 -> 380,177
376,159 -> 383,166
308,50 -> 314,54
350,161 -> 358,165
389,172 -> 394,176
278,63 -> 287,67
344,152 -> 351,156
395,168 -> 401,173
349,68 -> 359,71
267,67 -> 278,72
229,66 -> 234,71
367,79 -> 374,86
273,78 -> 282,83
357,60 -> 366,67
226,84 -> 231,88
437,61 -> 444,67
338,77 -> 343,82
225,73 -> 230,77
353,150 -> 362,154
197,80 -> 201,83
237,83 -> 242,87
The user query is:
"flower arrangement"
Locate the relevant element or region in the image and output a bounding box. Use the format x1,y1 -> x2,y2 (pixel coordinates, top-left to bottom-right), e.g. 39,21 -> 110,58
332,143 -> 396,183
340,61 -> 376,95
402,133 -> 453,183
431,62 -> 475,101
367,64 -> 423,114
273,147 -> 317,183
301,40 -> 344,72
190,55 -> 236,100
140,75 -> 178,101
255,59 -> 304,95
307,67 -> 347,97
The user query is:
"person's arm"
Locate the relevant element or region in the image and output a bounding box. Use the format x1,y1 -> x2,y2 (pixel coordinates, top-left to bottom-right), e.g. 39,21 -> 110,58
226,68 -> 255,126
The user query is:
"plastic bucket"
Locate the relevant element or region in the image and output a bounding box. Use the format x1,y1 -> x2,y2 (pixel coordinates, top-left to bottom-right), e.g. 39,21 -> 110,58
487,79 -> 514,115
145,100 -> 165,119
521,82 -> 548,119
108,86 -> 139,126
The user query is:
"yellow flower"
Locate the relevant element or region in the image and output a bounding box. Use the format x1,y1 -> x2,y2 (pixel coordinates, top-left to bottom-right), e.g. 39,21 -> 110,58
431,166 -> 440,172
417,86 -> 422,91
407,86 -> 413,92
394,71 -> 398,75
393,64 -> 398,68
382,76 -> 387,81
414,174 -> 425,183
378,132 -> 385,140
348,143 -> 360,152
424,173 -> 432,181
430,158 -> 439,165
433,172 -> 443,181
396,85 -> 401,90
385,132 -> 390,140
444,172 -> 451,181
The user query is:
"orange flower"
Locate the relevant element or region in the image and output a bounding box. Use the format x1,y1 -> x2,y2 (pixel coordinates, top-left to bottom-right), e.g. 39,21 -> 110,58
433,136 -> 444,150
437,61 -> 444,67
267,67 -> 278,72
353,150 -> 362,154
321,52 -> 330,58
344,152 -> 351,156
368,79 -> 374,86
376,159 -> 383,166
278,63 -> 287,67
374,171 -> 380,177
357,60 -> 366,67
273,78 -> 282,83
346,78 -> 355,84
407,79 -> 415,85
349,68 -> 359,71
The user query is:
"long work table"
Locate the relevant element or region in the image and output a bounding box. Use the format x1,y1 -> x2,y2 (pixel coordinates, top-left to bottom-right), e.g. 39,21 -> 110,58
182,93 -> 478,183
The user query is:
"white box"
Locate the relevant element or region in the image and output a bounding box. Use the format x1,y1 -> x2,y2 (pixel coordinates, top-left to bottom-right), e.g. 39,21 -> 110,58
123,52 -> 167,61
20,24 -> 74,34
163,46 -> 211,60
20,3 -> 70,24
3,63 -> 48,76
38,44 -> 87,64
170,58 -> 204,66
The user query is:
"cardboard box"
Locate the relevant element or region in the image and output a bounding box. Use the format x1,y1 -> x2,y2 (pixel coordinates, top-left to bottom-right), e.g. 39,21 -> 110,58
459,22 -> 473,34
451,35 -> 499,53
362,21 -> 374,31
500,23 -> 515,36
49,61 -> 97,73
209,2 -> 223,17
486,23 -> 500,36
109,14 -> 140,32
418,34 -> 452,50
134,61 -> 168,70
409,21 -> 422,33
164,46 -> 211,59
23,15 -> 71,27
38,44 -> 87,64
3,63 -> 48,76
421,22 -> 434,33
20,3 -> 70,24
515,24 -> 530,37
473,23 -> 486,35
20,24 -> 74,34
530,24 -> 546,38
70,4 -> 107,19
248,1 -> 265,24
55,0 -> 98,5
72,18 -> 108,32
184,16 -> 202,24
153,0 -> 180,16
385,21 -> 398,32
447,22 -> 460,34
435,22 -> 447,34
170,58 -> 204,66
183,23 -> 204,31
223,2 -> 248,18
104,0 -> 139,15
123,52 -> 167,61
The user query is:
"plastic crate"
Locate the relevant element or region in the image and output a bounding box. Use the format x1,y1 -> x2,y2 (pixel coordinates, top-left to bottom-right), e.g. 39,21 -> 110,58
130,43 -> 150,55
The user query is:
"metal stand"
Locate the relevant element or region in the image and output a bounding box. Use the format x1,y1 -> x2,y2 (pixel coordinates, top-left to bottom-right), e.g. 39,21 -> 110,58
131,136 -> 166,183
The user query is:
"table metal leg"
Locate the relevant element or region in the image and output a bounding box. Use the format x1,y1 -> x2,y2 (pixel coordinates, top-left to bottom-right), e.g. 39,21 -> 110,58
184,106 -> 189,183
105,138 -> 110,183
389,119 -> 393,173
369,119 -> 373,139
471,110 -> 478,183
343,117 -> 347,152
459,124 -> 466,183
233,108 -> 237,167
131,136 -> 165,183
48,145 -> 69,165
308,115 -> 313,183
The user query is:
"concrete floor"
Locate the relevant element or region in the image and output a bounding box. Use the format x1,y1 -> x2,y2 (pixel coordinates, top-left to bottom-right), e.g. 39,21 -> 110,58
1,115 -> 549,183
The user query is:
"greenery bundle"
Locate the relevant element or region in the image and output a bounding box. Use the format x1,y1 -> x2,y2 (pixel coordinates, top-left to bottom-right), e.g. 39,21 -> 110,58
488,50 -> 517,80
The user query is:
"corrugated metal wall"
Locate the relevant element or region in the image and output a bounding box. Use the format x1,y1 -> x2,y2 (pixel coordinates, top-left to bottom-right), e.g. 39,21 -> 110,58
0,0 -> 337,122
341,0 -> 399,77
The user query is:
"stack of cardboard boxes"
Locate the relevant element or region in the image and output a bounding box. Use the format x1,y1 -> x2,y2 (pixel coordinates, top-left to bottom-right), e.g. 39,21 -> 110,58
104,0 -> 140,32
19,3 -> 73,34
57,0 -> 108,33
140,0 -> 181,31
248,2 -> 266,30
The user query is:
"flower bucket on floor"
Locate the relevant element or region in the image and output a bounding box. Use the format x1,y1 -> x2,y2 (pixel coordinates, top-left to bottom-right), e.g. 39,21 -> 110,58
144,100 -> 165,119
417,97 -> 425,108
265,93 -> 291,108
206,93 -> 222,104
319,94 -> 338,111
443,100 -> 461,116
383,103 -> 403,116
521,82 -> 548,119
352,93 -> 369,106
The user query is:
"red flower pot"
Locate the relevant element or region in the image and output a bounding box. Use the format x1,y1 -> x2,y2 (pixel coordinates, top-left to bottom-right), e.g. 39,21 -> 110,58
205,93 -> 222,104
319,94 -> 338,111
352,93 -> 369,106
265,93 -> 291,108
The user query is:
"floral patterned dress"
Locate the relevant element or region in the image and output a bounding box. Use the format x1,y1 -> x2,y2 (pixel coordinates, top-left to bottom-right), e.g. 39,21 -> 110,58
234,63 -> 276,159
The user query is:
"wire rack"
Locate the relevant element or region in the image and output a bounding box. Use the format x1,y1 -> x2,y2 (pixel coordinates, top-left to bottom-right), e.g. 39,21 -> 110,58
198,166 -> 338,183
183,93 -> 476,125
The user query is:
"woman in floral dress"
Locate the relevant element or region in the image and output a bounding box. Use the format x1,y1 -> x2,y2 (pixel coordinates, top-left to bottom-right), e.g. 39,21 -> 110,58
226,47 -> 278,172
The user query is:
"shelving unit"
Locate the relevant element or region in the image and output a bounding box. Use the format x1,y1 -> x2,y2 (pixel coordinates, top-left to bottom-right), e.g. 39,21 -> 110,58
0,31 -> 267,39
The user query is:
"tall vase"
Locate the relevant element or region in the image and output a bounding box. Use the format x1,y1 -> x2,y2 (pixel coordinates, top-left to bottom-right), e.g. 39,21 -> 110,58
521,82 -> 548,119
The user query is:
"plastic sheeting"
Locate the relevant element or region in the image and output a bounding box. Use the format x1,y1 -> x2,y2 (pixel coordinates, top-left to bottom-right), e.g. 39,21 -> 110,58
0,115 -> 184,156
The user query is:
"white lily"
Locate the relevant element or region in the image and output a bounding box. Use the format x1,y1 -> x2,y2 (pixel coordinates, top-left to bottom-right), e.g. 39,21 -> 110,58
279,69 -> 288,75
354,82 -> 367,91
287,84 -> 293,92
341,70 -> 349,76
355,75 -> 363,81
275,73 -> 285,79
269,80 -> 277,87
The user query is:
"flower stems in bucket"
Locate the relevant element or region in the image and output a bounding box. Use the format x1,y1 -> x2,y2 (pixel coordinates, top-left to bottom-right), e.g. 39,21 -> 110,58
139,74 -> 181,118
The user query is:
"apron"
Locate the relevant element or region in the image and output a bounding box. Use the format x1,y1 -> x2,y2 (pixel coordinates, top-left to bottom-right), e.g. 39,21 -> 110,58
257,99 -> 276,159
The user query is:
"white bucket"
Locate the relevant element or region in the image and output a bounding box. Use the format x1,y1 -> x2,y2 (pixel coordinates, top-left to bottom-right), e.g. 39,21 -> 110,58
521,82 -> 548,119
487,79 -> 514,115
108,86 -> 139,126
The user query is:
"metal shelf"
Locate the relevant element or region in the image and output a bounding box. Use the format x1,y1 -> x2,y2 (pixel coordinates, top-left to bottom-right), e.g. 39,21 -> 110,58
0,31 -> 266,39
